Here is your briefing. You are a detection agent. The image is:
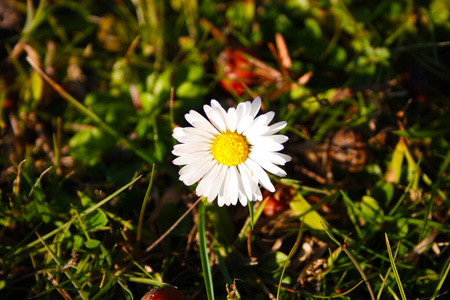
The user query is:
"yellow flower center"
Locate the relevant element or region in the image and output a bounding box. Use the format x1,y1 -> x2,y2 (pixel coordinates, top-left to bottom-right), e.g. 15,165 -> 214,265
211,132 -> 249,166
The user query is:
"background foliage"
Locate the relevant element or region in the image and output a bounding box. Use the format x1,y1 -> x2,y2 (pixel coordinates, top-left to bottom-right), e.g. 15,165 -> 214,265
1,0 -> 449,299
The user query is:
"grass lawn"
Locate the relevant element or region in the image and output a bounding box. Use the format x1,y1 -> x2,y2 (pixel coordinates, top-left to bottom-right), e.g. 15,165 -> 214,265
1,0 -> 449,299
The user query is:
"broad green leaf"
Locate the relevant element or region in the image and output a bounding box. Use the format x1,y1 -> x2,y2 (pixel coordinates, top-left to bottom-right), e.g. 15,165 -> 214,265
358,195 -> 383,226
259,251 -> 288,273
385,138 -> 406,183
84,210 -> 108,231
289,193 -> 327,230
85,239 -> 101,249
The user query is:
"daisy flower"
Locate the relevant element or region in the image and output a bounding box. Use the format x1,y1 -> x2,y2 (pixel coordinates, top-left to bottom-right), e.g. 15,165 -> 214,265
172,97 -> 291,206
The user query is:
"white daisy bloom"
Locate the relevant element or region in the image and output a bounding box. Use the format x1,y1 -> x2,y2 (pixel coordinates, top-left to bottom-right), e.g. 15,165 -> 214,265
172,97 -> 291,207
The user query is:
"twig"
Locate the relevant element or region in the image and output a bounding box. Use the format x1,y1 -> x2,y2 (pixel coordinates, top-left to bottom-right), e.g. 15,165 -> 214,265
143,196 -> 203,254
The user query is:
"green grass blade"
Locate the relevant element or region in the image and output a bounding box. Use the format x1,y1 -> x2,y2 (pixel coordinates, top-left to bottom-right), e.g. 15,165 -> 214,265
118,279 -> 134,300
28,166 -> 53,197
36,232 -> 89,300
119,274 -> 167,286
430,257 -> 450,300
377,235 -> 400,300
214,242 -> 241,300
137,164 -> 156,242
198,200 -> 215,300
379,274 -> 400,300
82,175 -> 141,216
235,198 -> 267,244
247,199 -> 254,229
313,280 -> 364,298
384,233 -> 407,300
323,223 -> 375,300
23,0 -> 48,37
277,229 -> 302,300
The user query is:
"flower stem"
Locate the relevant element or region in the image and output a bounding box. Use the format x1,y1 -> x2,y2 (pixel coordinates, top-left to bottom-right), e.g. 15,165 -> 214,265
198,200 -> 215,300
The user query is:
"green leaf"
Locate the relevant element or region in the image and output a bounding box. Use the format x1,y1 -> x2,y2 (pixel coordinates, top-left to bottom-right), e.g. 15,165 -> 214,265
83,91 -> 135,129
69,127 -> 116,164
153,69 -> 173,100
357,195 -> 383,226
139,92 -> 159,113
289,193 -> 327,230
111,59 -> 135,86
259,251 -> 288,273
226,1 -> 254,33
371,182 -> 394,207
84,210 -> 108,231
385,138 -> 406,183
85,239 -> 101,249
23,71 -> 43,111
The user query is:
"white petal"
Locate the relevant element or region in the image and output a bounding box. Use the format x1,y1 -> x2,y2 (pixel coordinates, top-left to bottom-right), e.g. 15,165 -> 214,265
276,153 -> 292,165
179,157 -> 211,176
259,111 -> 275,126
179,159 -> 215,185
237,174 -> 248,206
264,121 -> 287,135
245,158 -> 275,192
185,110 -> 220,135
270,135 -> 289,144
237,164 -> 254,201
243,124 -> 269,136
250,150 -> 291,165
217,194 -> 225,206
247,136 -> 284,152
235,167 -> 249,206
249,153 -> 286,176
173,151 -> 211,165
236,100 -> 249,120
172,127 -> 185,141
242,113 -> 273,136
219,168 -> 233,206
172,142 -> 211,155
241,161 -> 263,201
217,178 -> 227,207
173,129 -> 212,144
204,103 -> 227,132
227,166 -> 239,206
196,161 -> 221,196
204,164 -> 227,202
174,127 -> 215,140
250,96 -> 261,118
211,100 -> 229,127
253,186 -> 263,201
227,107 -> 238,132
238,192 -> 247,206
236,115 -> 254,134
